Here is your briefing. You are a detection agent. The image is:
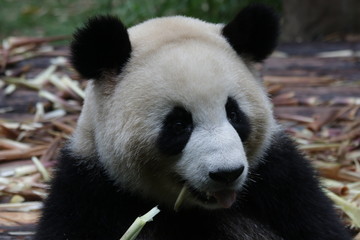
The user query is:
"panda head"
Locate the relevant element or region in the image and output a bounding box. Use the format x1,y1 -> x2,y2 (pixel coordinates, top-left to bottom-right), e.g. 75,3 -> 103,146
70,4 -> 279,210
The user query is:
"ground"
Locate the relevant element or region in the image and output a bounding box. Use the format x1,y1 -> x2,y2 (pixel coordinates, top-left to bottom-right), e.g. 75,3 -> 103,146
0,38 -> 360,239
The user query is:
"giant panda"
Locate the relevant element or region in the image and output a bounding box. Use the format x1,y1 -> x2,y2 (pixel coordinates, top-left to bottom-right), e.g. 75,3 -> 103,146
35,4 -> 351,240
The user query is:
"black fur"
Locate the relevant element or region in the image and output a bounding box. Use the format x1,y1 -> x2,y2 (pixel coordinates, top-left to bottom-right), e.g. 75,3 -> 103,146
222,4 -> 279,62
157,106 -> 194,156
35,132 -> 351,240
71,15 -> 131,79
34,149 -> 154,240
225,97 -> 251,141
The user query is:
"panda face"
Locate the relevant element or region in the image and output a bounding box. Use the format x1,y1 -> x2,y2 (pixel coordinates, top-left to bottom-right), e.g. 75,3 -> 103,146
75,36 -> 274,209
70,6 -> 279,210
161,101 -> 249,209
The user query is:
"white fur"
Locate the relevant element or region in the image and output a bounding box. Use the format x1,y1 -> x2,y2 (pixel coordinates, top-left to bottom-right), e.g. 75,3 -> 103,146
177,121 -> 248,208
71,16 -> 278,208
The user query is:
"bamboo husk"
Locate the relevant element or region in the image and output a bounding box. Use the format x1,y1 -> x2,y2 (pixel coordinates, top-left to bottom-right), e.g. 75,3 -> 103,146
0,146 -> 48,161
264,76 -> 336,86
0,138 -> 30,150
51,121 -> 74,134
0,202 -> 43,212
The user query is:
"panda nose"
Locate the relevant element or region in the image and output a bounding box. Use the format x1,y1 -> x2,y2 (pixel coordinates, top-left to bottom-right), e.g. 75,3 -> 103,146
209,166 -> 245,184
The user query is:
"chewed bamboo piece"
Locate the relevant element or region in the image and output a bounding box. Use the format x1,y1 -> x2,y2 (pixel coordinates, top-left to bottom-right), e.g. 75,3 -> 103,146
118,185 -> 188,240
120,206 -> 160,240
174,185 -> 188,212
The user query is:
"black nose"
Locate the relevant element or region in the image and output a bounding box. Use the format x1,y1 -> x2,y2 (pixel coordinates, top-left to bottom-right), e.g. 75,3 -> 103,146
209,166 -> 245,184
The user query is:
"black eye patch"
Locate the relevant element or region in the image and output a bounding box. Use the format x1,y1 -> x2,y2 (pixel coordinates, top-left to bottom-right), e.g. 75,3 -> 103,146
157,107 -> 194,156
225,97 -> 251,141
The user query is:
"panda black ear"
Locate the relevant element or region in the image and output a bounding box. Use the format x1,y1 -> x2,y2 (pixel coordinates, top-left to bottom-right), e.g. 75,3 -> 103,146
71,15 -> 131,80
222,4 -> 279,62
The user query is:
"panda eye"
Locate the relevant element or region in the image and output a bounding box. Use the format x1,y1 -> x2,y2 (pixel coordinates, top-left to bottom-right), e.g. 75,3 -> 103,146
226,99 -> 240,124
171,121 -> 190,135
166,108 -> 193,135
225,97 -> 251,141
228,110 -> 239,123
157,106 -> 194,156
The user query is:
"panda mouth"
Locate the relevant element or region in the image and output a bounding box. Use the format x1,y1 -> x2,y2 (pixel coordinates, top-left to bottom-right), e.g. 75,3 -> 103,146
174,175 -> 239,209
186,184 -> 238,208
187,185 -> 217,204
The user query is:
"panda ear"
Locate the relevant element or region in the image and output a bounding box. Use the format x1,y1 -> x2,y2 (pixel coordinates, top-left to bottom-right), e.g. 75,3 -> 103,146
71,15 -> 132,80
222,4 -> 279,62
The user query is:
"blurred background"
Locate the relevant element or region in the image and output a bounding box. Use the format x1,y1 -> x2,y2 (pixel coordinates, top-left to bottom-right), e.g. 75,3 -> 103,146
1,0 -> 359,43
0,0 -> 280,39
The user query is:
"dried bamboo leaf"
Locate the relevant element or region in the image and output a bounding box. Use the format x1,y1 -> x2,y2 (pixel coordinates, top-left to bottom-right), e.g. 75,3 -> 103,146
0,145 -> 47,161
317,50 -> 354,58
33,102 -> 45,123
4,84 -> 16,95
3,36 -> 68,50
14,165 -> 38,177
31,157 -> 50,182
322,179 -> 349,196
29,65 -> 57,85
264,76 -> 336,86
347,151 -> 360,162
276,113 -> 314,123
5,65 -> 31,77
330,127 -> 360,142
0,214 -> 23,226
1,122 -> 43,131
338,169 -> 360,182
0,138 -> 30,150
266,84 -> 283,95
308,109 -> 339,131
299,143 -> 340,151
43,109 -> 66,120
0,125 -> 19,139
39,90 -> 81,112
10,195 -> 25,204
0,201 -> 43,212
0,107 -> 14,114
313,161 -> 341,180
330,97 -> 360,106
39,136 -> 61,163
348,106 -> 360,119
49,75 -> 68,91
325,189 -> 360,228
61,76 -> 85,99
4,77 -> 40,90
51,121 -> 74,134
